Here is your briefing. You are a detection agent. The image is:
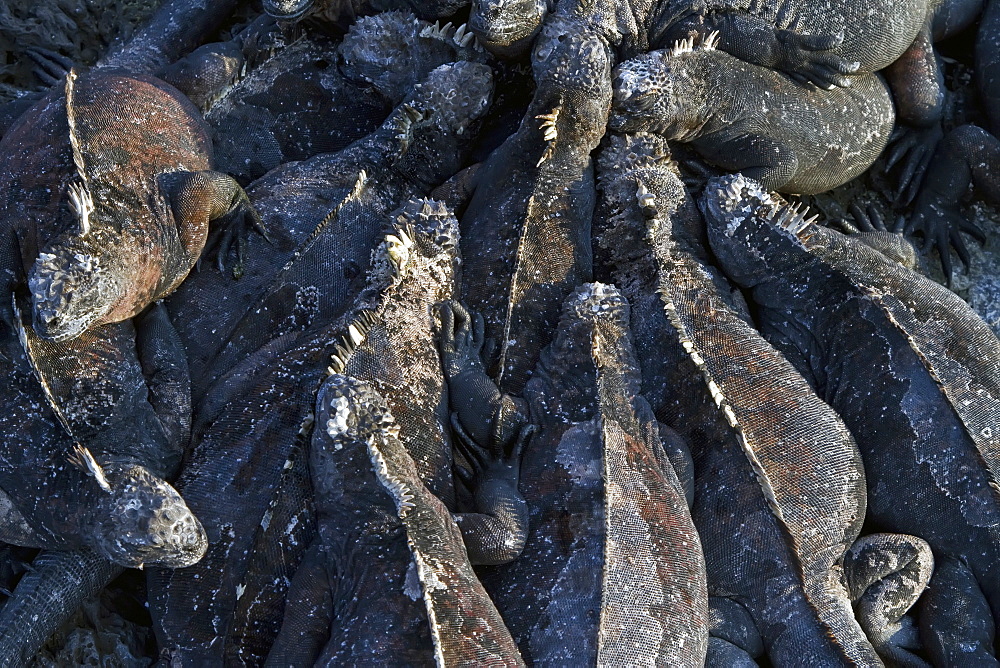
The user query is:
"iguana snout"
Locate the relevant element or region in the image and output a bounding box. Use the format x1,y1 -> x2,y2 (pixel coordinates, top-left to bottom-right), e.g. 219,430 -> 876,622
318,375 -> 396,446
93,464 -> 207,569
28,247 -> 121,343
262,0 -> 311,20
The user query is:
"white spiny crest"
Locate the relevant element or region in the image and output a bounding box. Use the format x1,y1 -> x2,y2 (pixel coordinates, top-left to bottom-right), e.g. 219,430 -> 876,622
669,29 -> 720,57
421,20 -> 478,49
396,104 -> 426,154
65,68 -> 95,237
767,199 -> 818,237
67,443 -> 112,493
367,435 -> 416,517
67,182 -> 94,236
326,309 -> 379,376
636,180 -> 656,209
535,105 -> 562,167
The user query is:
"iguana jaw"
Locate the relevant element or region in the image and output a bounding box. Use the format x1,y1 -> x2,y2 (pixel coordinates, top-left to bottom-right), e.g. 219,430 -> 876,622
28,244 -> 122,342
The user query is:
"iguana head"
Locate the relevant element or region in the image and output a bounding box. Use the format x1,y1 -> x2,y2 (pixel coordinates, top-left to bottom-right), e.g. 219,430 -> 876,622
313,375 -> 399,498
610,36 -> 719,139
28,240 -> 126,342
339,12 -> 482,105
74,453 -> 206,568
700,174 -> 818,288
469,0 -> 548,58
532,18 -> 612,98
532,283 -> 631,422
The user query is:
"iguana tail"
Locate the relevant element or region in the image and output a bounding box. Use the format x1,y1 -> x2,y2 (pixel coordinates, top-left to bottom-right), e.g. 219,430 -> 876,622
0,548 -> 123,666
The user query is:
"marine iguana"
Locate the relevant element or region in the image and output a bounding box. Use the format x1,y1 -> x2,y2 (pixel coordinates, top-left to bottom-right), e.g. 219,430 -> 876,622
263,0 -> 470,23
0,303 -> 205,664
203,11 -> 483,184
702,173 -> 1000,656
0,67 -> 261,342
459,16 -> 612,395
168,59 -> 494,405
264,375 -> 525,667
592,132 -> 880,665
441,284 -> 709,665
609,34 -> 895,195
151,200 -> 518,663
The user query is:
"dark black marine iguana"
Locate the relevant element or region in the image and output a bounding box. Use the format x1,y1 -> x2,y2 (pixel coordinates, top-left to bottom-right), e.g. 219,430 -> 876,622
592,132 -> 881,665
702,173 -> 1000,662
441,283 -> 709,666
151,199 -> 526,663
0,301 -> 206,665
459,8 -> 613,395
609,34 -> 895,195
201,11 -> 483,184
264,375 -> 525,666
169,59 -> 494,405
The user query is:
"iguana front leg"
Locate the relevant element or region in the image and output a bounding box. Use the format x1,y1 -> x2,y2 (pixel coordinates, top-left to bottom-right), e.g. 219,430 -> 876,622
439,301 -> 530,566
668,12 -> 859,89
905,124 -> 997,281
160,171 -> 266,279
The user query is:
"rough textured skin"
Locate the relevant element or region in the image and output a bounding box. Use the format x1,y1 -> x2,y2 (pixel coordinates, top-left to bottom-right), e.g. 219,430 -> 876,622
263,0 -> 469,22
449,283 -> 709,665
651,0 -> 929,88
843,533 -> 934,666
205,12 -> 482,184
97,0 -> 240,75
609,40 -> 894,194
918,556 -> 999,666
593,133 -> 877,665
150,201 -> 464,664
703,174 -> 1000,647
265,376 -> 524,667
0,550 -> 124,668
0,69 -> 257,343
460,18 -> 611,394
169,61 -> 493,406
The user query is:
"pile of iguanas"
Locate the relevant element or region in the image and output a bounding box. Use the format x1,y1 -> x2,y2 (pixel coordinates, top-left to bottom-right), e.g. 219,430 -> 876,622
0,0 -> 997,664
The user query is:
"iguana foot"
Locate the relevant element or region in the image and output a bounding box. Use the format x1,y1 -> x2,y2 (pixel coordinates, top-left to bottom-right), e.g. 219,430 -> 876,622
25,47 -> 73,88
843,533 -> 934,667
838,202 -> 922,271
883,124 -> 944,207
906,193 -> 985,283
451,416 -> 532,566
202,185 -> 269,280
776,28 -> 860,89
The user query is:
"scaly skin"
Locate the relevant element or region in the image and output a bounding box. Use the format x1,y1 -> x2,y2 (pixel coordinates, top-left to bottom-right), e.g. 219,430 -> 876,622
151,200 -> 494,664
593,133 -> 878,665
703,173 -> 1000,654
265,376 -> 524,667
460,20 -> 611,394
204,11 -> 483,184
169,60 -> 494,406
444,284 -> 709,665
610,40 -> 894,194
0,69 -> 259,343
